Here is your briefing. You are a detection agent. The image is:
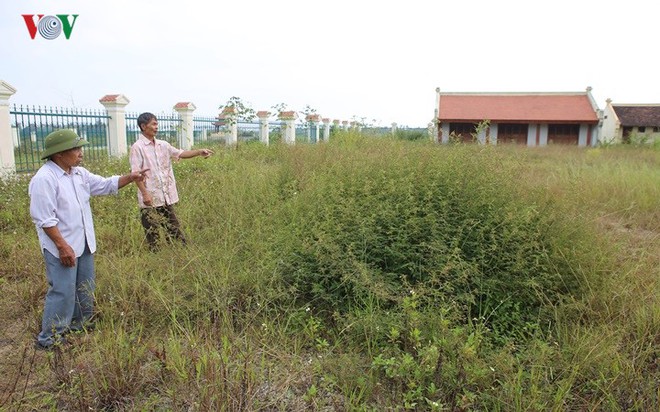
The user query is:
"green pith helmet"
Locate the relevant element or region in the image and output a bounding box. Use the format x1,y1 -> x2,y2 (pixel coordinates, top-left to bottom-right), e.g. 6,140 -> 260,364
41,129 -> 89,159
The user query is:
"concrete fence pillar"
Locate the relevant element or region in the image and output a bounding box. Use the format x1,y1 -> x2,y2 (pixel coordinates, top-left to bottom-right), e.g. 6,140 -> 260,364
219,106 -> 237,146
173,102 -> 196,150
279,111 -> 297,145
99,94 -> 130,157
257,111 -> 271,145
322,118 -> 330,142
342,120 -> 349,131
0,80 -> 17,178
391,122 -> 398,135
306,114 -> 320,143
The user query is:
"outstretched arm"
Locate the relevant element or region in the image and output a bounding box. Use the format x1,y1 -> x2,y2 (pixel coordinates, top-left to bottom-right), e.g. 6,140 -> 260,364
118,169 -> 149,189
179,148 -> 214,159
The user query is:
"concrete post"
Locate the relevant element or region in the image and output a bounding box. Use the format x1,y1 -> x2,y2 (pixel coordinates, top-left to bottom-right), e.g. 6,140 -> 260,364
0,81 -> 18,178
322,118 -> 331,142
219,106 -> 237,146
279,111 -> 297,145
476,128 -> 487,145
440,123 -> 450,144
306,114 -> 320,143
342,120 -> 349,131
257,111 -> 271,145
539,124 -> 549,146
489,123 -> 498,146
391,122 -> 398,135
99,94 -> 130,157
173,102 -> 196,150
434,87 -> 441,142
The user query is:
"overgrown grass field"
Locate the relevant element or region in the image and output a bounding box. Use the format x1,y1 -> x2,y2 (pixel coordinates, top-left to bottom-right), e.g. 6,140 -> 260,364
0,133 -> 658,410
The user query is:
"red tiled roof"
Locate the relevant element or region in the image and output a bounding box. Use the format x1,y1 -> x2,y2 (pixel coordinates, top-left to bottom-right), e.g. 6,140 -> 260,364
174,102 -> 192,109
439,93 -> 599,123
99,94 -> 121,102
612,105 -> 660,127
219,106 -> 235,117
278,111 -> 296,119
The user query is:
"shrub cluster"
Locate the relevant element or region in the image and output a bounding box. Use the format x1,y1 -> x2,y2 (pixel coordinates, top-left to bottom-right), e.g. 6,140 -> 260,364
271,143 -> 581,341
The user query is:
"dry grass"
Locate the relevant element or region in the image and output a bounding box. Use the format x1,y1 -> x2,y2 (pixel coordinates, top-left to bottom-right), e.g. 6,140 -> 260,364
0,138 -> 658,410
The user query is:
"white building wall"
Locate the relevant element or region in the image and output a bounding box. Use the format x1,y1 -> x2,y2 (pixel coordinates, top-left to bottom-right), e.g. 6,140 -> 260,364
634,126 -> 660,143
600,102 -> 620,143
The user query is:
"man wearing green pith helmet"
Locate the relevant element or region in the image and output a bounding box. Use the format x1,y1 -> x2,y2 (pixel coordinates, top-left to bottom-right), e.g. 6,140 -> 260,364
28,129 -> 148,351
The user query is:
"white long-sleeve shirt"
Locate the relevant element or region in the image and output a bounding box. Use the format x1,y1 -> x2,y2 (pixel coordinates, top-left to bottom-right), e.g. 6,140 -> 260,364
29,161 -> 119,257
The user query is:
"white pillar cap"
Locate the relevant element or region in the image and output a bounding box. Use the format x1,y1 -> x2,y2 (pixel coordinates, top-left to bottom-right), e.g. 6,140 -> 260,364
174,102 -> 197,112
99,94 -> 130,107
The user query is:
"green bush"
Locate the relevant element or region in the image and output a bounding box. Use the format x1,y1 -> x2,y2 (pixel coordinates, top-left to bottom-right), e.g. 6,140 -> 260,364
271,142 -> 584,341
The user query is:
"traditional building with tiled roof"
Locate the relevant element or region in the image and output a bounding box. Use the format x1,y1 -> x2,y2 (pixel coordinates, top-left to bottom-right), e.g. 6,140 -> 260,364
601,100 -> 660,144
435,87 -> 602,147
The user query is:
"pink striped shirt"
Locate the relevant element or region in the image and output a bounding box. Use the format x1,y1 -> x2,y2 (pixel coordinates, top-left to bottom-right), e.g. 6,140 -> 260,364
129,134 -> 184,208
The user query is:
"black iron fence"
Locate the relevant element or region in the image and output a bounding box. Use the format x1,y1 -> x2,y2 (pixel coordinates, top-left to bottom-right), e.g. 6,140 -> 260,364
194,116 -> 222,145
10,105 -> 110,173
125,112 -> 182,147
7,105 -> 377,173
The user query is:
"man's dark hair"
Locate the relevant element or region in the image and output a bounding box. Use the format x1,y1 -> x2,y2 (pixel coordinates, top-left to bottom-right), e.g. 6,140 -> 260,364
137,112 -> 157,132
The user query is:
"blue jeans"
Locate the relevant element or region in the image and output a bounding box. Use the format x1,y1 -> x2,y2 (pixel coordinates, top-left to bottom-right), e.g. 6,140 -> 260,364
37,243 -> 95,347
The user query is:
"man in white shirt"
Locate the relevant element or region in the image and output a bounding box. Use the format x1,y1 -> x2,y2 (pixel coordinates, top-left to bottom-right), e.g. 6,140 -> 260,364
29,129 -> 147,350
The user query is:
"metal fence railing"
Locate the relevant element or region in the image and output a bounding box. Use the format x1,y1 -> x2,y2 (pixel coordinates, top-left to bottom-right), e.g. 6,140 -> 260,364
193,116 -> 221,144
8,105 -> 372,173
125,112 -> 182,147
237,121 -> 260,142
10,104 -> 110,173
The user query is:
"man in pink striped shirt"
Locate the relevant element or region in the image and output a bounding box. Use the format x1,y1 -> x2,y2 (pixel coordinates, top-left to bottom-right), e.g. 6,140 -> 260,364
129,112 -> 213,250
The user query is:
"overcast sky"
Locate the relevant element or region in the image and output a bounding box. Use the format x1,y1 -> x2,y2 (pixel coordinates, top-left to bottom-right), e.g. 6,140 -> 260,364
1,0 -> 658,127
